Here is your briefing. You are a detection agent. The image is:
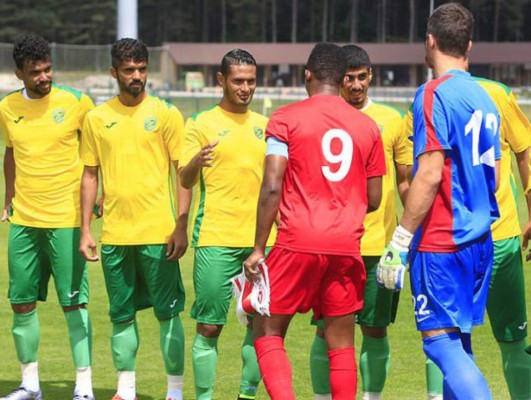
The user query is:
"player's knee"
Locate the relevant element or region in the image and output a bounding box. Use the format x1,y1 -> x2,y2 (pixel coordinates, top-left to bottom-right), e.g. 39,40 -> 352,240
62,304 -> 86,313
197,322 -> 223,338
12,302 -> 36,314
360,324 -> 387,338
316,327 -> 325,339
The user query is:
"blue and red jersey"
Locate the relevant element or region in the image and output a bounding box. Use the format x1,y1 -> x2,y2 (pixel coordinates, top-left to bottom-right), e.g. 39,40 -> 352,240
411,69 -> 500,252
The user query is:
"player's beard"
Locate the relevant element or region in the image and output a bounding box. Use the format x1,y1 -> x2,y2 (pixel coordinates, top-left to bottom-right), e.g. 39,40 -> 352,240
118,76 -> 146,97
346,90 -> 366,108
225,86 -> 253,108
33,79 -> 52,96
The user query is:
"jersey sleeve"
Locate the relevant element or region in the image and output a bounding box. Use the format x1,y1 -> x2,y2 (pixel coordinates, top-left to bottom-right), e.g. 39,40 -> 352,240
366,124 -> 386,178
413,83 -> 451,159
504,91 -> 531,154
179,117 -> 204,169
80,113 -> 100,166
78,93 -> 95,127
0,109 -> 11,148
393,113 -> 413,166
163,105 -> 185,162
265,107 -> 290,143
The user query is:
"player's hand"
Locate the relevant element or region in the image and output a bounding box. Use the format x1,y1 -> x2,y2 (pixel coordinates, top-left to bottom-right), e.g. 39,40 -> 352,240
79,230 -> 99,262
377,225 -> 413,291
243,249 -> 265,283
522,220 -> 531,261
166,225 -> 188,260
192,139 -> 219,168
93,195 -> 104,219
1,205 -> 10,222
377,242 -> 408,291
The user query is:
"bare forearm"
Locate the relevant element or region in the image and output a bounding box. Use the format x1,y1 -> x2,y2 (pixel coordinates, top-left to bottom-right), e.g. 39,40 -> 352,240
176,172 -> 192,230
254,190 -> 280,252
399,171 -> 440,234
395,163 -> 410,206
3,148 -> 15,207
179,161 -> 201,189
81,170 -> 98,230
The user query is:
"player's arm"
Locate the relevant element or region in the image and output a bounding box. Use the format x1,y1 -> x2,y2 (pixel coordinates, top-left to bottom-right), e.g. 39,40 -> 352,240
395,163 -> 410,206
515,148 -> 531,260
167,160 -> 192,260
80,165 -> 100,262
244,153 -> 287,282
2,147 -> 15,222
367,176 -> 382,213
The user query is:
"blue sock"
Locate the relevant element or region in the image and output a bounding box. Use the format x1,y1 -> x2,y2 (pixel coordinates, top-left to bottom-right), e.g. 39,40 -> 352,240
423,332 -> 492,400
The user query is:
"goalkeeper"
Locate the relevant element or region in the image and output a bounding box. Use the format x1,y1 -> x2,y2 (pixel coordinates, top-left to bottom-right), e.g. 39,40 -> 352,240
377,3 -> 501,399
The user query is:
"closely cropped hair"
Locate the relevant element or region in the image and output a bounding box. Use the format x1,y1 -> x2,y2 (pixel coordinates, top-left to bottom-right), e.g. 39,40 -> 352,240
306,43 -> 347,85
427,2 -> 474,58
13,34 -> 51,70
342,45 -> 371,70
220,49 -> 256,76
111,38 -> 149,68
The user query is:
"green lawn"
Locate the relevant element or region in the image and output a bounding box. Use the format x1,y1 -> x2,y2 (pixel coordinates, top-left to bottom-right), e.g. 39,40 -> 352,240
0,101 -> 529,399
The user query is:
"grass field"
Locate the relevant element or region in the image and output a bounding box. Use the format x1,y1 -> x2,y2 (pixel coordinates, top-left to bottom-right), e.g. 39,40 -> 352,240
0,99 -> 529,399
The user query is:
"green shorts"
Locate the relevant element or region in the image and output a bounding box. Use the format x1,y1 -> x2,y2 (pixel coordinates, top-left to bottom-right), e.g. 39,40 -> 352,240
311,256 -> 399,329
191,246 -> 255,325
8,224 -> 89,307
487,237 -> 528,342
101,244 -> 185,323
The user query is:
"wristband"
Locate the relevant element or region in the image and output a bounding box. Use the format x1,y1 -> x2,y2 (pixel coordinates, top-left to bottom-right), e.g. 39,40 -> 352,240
391,225 -> 413,249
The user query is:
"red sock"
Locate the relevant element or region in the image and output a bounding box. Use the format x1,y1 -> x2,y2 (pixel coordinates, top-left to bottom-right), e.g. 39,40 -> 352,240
328,347 -> 357,400
254,336 -> 295,400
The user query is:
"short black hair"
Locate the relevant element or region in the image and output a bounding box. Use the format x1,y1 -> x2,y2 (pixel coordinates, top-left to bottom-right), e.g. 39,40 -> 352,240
13,34 -> 51,70
427,2 -> 474,58
342,44 -> 371,70
220,49 -> 256,76
111,38 -> 149,68
306,43 -> 347,85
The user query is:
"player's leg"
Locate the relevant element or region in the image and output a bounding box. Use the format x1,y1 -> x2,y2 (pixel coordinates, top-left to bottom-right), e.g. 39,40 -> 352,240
425,357 -> 443,400
137,245 -> 186,400
410,245 -> 492,399
309,320 -> 331,400
358,256 -> 398,400
487,237 -> 530,399
101,245 -> 139,400
190,247 -> 240,399
4,224 -> 44,400
320,254 -> 365,400
46,227 -> 94,400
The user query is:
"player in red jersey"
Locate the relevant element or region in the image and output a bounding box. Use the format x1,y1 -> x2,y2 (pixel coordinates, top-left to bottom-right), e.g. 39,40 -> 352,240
243,43 -> 386,400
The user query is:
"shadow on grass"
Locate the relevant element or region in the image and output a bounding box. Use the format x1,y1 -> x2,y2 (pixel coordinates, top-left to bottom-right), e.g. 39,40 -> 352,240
0,381 -> 155,400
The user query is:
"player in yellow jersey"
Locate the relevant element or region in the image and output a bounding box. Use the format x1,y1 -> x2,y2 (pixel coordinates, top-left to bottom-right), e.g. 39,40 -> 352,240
79,39 -> 191,400
308,45 -> 411,400
179,49 -> 275,400
0,35 -> 95,400
415,76 -> 531,400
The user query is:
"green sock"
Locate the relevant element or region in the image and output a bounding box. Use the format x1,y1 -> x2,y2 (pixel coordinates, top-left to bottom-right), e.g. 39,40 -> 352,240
310,334 -> 331,395
159,316 -> 185,376
193,333 -> 218,400
239,328 -> 260,398
64,308 -> 92,368
499,339 -> 531,399
112,321 -> 139,371
425,357 -> 443,396
360,335 -> 390,393
12,309 -> 39,364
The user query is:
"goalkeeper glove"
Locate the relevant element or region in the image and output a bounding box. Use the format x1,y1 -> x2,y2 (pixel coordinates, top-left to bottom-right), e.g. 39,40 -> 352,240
377,225 -> 413,291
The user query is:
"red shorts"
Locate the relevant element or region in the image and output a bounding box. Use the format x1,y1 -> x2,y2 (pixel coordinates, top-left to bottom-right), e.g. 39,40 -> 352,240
265,246 -> 366,319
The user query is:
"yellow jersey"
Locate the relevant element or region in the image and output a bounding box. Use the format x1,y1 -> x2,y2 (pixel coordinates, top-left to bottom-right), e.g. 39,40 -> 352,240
0,85 -> 93,228
475,78 -> 531,241
360,99 -> 410,255
81,95 -> 185,245
180,105 -> 276,248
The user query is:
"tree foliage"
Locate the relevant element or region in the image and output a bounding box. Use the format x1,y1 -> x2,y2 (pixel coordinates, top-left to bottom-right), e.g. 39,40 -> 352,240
0,0 -> 528,45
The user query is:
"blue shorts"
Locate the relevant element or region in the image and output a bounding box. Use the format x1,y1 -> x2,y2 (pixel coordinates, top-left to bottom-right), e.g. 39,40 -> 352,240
409,233 -> 493,333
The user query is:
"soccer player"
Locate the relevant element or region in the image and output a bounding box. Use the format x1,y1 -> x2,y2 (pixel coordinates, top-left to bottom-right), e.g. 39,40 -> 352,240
244,43 -> 386,400
309,45 -> 411,400
79,38 -> 190,400
178,48 -> 275,400
0,35 -> 94,400
410,65 -> 531,400
377,3 -> 501,399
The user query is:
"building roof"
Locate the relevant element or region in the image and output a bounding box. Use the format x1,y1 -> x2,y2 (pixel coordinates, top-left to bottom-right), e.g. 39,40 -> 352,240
165,42 -> 531,66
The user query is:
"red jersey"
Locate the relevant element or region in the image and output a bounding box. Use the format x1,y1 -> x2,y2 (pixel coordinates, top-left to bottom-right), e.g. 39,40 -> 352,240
266,95 -> 386,256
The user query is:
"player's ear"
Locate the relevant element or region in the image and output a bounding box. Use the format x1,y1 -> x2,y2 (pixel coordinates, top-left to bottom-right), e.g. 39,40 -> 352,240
426,33 -> 436,50
368,68 -> 373,83
14,68 -> 23,81
304,69 -> 312,83
466,40 -> 473,54
341,74 -> 349,88
110,67 -> 117,80
216,71 -> 225,87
